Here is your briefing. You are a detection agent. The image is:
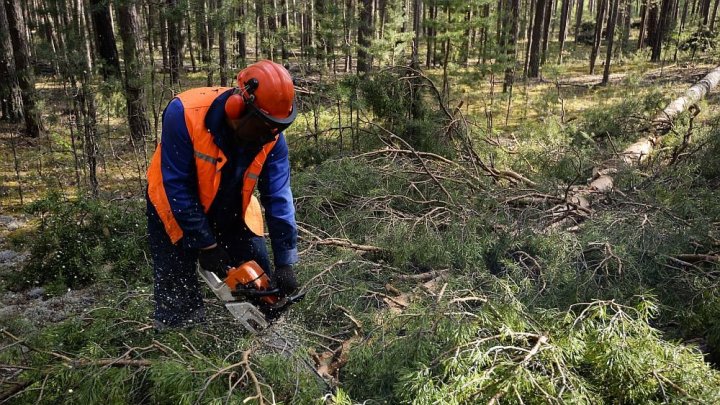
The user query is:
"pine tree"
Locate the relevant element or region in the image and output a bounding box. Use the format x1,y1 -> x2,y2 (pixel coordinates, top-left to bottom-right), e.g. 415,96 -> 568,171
3,0 -> 43,137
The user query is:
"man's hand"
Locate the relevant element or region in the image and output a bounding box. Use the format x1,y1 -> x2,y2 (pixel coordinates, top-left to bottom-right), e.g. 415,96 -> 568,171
198,245 -> 232,278
274,265 -> 298,297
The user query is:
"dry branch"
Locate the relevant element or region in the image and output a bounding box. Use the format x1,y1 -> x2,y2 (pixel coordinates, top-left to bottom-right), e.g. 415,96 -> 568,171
674,254 -> 720,264
396,269 -> 450,282
312,238 -> 384,252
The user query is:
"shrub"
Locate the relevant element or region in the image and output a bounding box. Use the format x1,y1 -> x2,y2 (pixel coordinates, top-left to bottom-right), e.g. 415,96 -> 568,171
11,192 -> 148,294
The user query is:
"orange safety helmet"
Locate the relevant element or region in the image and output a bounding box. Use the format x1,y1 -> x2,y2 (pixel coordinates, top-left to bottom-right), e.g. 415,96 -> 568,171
225,60 -> 297,129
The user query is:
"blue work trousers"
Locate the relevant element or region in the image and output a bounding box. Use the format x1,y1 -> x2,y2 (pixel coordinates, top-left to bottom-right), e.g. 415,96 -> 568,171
147,199 -> 272,328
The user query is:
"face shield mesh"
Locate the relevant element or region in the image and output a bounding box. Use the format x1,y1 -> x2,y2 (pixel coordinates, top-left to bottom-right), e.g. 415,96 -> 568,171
235,101 -> 298,144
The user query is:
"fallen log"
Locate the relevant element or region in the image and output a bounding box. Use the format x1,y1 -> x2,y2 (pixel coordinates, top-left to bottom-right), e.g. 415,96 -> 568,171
550,66 -> 720,230
621,65 -> 720,164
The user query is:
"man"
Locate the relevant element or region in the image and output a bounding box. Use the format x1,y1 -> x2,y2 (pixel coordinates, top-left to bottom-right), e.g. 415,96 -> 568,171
146,60 -> 299,329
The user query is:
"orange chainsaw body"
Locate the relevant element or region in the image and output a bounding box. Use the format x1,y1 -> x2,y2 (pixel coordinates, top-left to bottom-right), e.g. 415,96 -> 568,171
224,260 -> 279,306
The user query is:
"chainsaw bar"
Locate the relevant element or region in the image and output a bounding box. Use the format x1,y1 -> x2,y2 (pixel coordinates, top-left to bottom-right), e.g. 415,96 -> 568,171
197,266 -> 303,333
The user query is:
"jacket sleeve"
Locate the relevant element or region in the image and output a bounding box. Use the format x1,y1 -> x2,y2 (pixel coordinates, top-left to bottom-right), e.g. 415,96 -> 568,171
258,133 -> 298,267
160,99 -> 216,249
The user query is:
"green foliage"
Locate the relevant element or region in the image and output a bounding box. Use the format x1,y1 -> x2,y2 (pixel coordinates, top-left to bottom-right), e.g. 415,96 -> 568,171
576,21 -> 596,45
358,70 -> 449,154
11,192 -> 148,294
579,87 -> 665,143
2,287 -> 324,404
343,298 -> 720,404
679,27 -> 718,57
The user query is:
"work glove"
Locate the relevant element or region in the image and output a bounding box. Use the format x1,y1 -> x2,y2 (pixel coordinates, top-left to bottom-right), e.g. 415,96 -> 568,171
274,265 -> 298,297
198,245 -> 232,278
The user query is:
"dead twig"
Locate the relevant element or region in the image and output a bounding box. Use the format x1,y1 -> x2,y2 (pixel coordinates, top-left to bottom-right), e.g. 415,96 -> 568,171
397,269 -> 450,282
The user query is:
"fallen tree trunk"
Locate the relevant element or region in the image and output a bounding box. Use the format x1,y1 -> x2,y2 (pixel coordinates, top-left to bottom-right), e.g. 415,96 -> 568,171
621,65 -> 720,165
546,66 -> 720,229
590,66 -> 720,193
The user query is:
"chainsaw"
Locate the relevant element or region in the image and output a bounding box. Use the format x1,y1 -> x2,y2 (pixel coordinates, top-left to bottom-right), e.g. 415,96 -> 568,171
198,260 -> 304,333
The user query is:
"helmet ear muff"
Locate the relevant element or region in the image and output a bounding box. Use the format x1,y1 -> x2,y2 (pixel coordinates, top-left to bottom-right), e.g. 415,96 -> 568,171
224,92 -> 246,120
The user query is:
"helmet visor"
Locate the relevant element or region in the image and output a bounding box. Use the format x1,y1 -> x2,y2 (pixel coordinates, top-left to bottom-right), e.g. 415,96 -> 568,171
238,101 -> 298,144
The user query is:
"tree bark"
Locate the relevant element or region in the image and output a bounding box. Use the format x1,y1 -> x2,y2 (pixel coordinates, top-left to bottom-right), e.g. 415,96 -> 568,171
117,0 -> 150,142
601,0 -> 618,85
711,0 -> 720,31
646,1 -> 658,49
89,0 -> 120,79
71,0 -> 99,195
281,0 -> 289,63
528,0 -> 546,78
166,0 -> 183,88
651,0 -> 673,62
540,0 -> 552,64
267,0 -> 277,60
637,0 -> 649,48
700,0 -> 712,23
218,0 -> 228,85
196,0 -> 210,63
0,0 -> 22,122
411,0 -> 421,68
558,0 -> 571,63
3,0 -> 43,137
574,0 -> 584,42
524,0 -> 536,76
357,0 -> 373,73
503,0 -> 520,92
237,1 -> 247,68
589,0 -> 606,74
612,65 -> 720,171
620,0 -> 631,53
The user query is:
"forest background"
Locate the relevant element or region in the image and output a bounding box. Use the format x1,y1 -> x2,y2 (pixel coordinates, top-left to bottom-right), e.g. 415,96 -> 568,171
2,0 -> 720,403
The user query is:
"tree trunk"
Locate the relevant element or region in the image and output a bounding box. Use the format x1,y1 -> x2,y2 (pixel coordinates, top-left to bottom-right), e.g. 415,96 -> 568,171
0,0 -> 22,122
503,0 -> 520,92
236,1 -> 247,68
646,2 -> 658,49
461,7 -> 471,67
344,0 -> 354,71
558,0 -> 570,63
574,0 -> 584,42
700,0 -> 712,23
72,0 -> 99,195
589,0 -> 606,74
524,0 -> 536,76
425,1 -> 436,68
218,0 -> 228,85
528,0 -> 546,78
620,0 -> 631,53
411,0 -> 421,68
89,0 -> 120,79
711,0 -> 719,31
117,1 -> 150,142
637,0 -> 649,48
281,0 -> 289,63
166,0 -> 183,88
601,0 -> 619,85
196,0 -> 210,63
651,0 -> 673,62
540,0 -> 552,64
357,0 -> 372,73
620,66 -> 720,165
267,0 -> 277,60
3,0 -> 43,137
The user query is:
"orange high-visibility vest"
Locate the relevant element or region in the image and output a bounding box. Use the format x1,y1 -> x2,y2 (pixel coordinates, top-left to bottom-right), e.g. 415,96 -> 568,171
147,87 -> 278,243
